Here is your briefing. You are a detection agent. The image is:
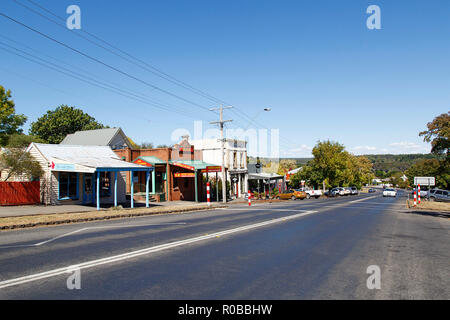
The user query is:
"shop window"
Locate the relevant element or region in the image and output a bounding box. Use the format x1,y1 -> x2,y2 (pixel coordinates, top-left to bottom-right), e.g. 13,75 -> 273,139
100,172 -> 111,197
58,172 -> 79,200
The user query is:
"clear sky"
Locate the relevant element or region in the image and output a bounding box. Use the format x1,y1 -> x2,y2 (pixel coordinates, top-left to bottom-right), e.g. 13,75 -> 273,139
1,0 -> 449,157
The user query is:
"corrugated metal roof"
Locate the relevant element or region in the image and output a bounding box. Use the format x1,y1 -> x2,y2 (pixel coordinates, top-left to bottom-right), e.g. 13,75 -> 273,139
134,156 -> 166,165
248,173 -> 284,180
30,143 -> 149,171
60,128 -> 131,149
170,160 -> 220,171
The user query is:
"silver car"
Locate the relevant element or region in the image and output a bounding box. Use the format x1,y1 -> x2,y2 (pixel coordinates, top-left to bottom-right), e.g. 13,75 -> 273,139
428,189 -> 450,202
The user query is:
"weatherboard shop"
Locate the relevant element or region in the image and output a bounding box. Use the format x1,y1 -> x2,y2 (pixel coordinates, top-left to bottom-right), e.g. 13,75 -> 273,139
133,156 -> 221,203
27,143 -> 153,210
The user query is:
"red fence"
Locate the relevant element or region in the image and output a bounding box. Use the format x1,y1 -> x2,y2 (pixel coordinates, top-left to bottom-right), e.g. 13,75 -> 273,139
0,181 -> 40,206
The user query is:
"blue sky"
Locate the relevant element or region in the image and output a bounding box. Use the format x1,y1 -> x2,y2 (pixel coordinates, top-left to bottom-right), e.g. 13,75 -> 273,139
1,0 -> 449,157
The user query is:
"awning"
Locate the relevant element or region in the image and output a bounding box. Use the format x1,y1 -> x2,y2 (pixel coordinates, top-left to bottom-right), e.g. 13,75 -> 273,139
28,143 -> 152,173
133,156 -> 166,167
50,157 -> 152,173
248,173 -> 284,180
169,160 -> 221,172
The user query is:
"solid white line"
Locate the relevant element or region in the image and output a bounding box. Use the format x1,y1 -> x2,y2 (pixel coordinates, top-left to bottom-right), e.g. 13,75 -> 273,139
0,210 -> 316,289
218,208 -> 314,212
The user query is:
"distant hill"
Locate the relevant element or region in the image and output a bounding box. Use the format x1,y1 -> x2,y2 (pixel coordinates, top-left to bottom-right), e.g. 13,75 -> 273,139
249,154 -> 442,174
364,154 -> 442,173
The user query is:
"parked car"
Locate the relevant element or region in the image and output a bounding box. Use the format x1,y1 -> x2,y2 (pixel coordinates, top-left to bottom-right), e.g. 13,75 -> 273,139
428,189 -> 450,202
276,189 -> 307,200
338,187 -> 346,196
368,188 -> 376,193
327,188 -> 342,197
297,187 -> 322,199
343,187 -> 352,196
383,188 -> 397,197
350,186 -> 359,195
411,189 -> 428,197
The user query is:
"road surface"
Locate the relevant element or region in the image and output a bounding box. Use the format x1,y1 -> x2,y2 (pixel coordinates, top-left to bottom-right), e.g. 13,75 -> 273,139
0,191 -> 448,299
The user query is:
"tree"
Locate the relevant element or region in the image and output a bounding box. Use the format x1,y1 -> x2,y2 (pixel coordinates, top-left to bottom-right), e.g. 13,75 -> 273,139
290,141 -> 374,189
0,85 -> 27,146
405,159 -> 449,189
419,111 -> 449,159
311,140 -> 350,187
6,134 -> 46,148
29,105 -> 107,144
0,148 -> 43,181
348,155 -> 374,189
276,159 -> 298,176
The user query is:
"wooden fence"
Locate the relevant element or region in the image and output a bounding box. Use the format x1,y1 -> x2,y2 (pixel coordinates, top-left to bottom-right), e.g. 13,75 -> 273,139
0,181 -> 40,206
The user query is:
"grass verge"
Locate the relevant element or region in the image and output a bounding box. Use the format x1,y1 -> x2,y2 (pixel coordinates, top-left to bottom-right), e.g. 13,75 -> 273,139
406,199 -> 450,213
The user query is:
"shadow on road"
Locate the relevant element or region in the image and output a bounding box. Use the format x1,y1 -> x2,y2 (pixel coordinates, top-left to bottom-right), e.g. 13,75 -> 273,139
406,210 -> 450,219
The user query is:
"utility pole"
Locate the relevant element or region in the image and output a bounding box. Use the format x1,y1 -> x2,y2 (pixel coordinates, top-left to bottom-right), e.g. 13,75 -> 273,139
210,105 -> 233,203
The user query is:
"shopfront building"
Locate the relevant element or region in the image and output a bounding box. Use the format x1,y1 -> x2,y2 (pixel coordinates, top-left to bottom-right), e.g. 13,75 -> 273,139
27,143 -> 153,210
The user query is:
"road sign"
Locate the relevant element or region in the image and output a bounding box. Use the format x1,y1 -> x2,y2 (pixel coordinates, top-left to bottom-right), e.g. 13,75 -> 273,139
414,177 -> 435,186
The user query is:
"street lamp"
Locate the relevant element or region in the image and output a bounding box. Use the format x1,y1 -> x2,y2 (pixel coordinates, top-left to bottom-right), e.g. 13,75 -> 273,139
244,108 -> 271,131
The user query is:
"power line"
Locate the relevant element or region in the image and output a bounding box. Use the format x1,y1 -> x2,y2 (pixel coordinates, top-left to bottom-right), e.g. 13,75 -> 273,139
0,33 -> 208,120
0,11 -> 215,115
15,0 -> 225,106
0,43 -> 203,121
8,1 -> 303,150
13,0 -> 295,139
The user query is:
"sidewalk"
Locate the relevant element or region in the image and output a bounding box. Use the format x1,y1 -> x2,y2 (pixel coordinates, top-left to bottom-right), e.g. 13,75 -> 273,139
0,201 -> 229,230
0,200 -> 221,218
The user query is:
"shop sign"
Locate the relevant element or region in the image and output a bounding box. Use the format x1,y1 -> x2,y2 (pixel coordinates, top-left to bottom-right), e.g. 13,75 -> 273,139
174,172 -> 195,178
172,162 -> 195,171
201,166 -> 221,173
134,159 -> 152,167
49,159 -> 94,173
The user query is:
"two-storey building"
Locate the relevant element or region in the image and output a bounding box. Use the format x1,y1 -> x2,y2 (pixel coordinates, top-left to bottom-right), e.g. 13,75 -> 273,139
189,138 -> 248,198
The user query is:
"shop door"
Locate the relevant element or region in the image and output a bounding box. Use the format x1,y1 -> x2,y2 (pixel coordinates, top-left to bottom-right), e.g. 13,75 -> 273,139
155,172 -> 164,193
83,173 -> 93,204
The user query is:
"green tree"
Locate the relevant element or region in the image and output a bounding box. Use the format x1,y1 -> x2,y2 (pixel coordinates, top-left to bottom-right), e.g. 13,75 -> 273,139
6,134 -> 46,148
310,140 -> 350,187
276,159 -> 298,176
0,85 -> 27,146
419,111 -> 449,160
29,105 -> 107,144
290,141 -> 374,189
0,148 -> 43,181
348,155 -> 374,189
405,159 -> 449,189
140,142 -> 154,149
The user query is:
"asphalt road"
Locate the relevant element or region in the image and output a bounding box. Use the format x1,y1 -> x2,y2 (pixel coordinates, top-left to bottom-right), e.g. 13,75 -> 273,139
0,191 -> 448,299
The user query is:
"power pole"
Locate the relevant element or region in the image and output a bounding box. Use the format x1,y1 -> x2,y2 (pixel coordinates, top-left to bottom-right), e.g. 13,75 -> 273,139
210,105 -> 233,203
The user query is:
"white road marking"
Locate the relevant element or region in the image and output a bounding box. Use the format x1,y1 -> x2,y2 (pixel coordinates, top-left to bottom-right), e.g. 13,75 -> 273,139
218,208 -> 314,212
0,210 -> 316,289
0,223 -> 187,249
349,196 -> 378,203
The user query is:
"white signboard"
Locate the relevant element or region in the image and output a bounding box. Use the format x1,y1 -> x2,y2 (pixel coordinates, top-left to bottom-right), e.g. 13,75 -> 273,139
49,158 -> 95,173
414,177 -> 435,186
